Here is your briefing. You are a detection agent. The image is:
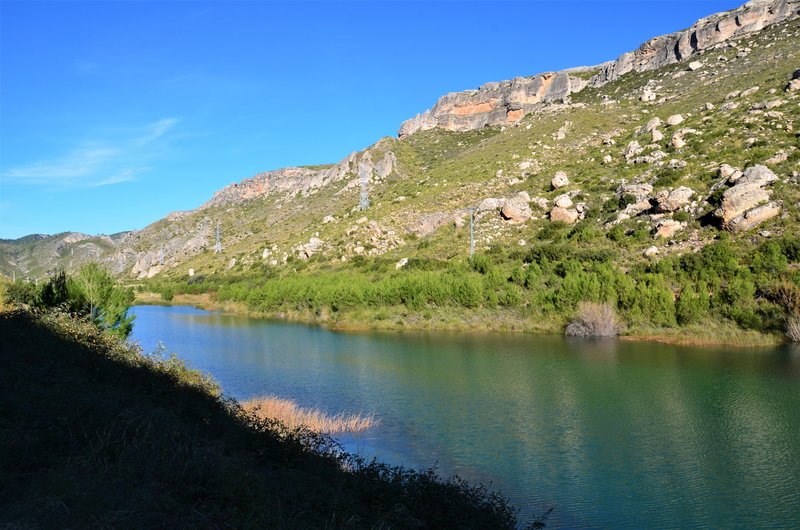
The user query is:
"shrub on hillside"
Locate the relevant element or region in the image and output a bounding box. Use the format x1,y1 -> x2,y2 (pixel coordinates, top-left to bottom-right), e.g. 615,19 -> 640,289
565,302 -> 620,337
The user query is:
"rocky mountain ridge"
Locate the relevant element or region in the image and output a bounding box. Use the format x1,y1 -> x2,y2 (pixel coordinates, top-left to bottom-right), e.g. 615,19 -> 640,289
398,0 -> 799,137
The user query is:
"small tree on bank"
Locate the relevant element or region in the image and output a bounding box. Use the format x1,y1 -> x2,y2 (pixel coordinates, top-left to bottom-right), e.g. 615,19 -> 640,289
73,263 -> 135,339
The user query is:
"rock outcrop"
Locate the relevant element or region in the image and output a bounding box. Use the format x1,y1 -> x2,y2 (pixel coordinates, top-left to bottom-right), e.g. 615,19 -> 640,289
591,0 -> 799,86
398,0 -> 798,138
716,165 -> 780,230
398,71 -> 587,137
202,144 -> 397,209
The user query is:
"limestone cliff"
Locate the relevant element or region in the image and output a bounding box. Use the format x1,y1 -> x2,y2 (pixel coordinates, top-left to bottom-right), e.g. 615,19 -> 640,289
398,0 -> 799,137
592,0 -> 799,85
398,72 -> 587,138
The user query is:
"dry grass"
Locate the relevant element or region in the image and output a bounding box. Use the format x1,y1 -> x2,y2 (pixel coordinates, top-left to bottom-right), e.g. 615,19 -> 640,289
565,302 -> 620,337
786,314 -> 800,342
242,395 -> 379,433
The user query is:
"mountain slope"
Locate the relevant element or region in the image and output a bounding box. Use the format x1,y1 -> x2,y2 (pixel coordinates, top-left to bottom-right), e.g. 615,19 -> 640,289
3,0 -> 799,291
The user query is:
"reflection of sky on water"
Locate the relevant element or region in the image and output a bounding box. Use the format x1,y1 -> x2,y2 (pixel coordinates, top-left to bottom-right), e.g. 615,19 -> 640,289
131,305 -> 800,528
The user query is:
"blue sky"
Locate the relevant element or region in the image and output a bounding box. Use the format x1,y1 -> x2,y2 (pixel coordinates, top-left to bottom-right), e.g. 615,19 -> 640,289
0,0 -> 741,239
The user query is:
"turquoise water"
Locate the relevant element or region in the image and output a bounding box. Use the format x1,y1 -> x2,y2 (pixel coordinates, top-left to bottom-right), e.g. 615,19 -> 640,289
131,305 -> 800,528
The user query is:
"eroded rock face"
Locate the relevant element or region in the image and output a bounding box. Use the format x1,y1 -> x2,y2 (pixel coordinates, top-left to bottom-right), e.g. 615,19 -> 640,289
591,0 -> 799,85
203,144 -> 397,208
396,0 -> 798,138
398,72 -> 585,137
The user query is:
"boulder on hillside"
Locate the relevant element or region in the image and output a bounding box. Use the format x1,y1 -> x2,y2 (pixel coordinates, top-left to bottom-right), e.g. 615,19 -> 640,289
551,171 -> 570,189
656,186 -> 694,212
638,117 -> 662,135
624,141 -> 643,161
619,183 -> 653,202
716,165 -> 778,228
655,219 -> 685,239
727,202 -> 781,233
501,193 -> 532,223
652,129 -> 664,142
788,69 -> 800,91
549,206 -> 579,224
478,198 -> 505,211
554,193 -> 574,209
666,114 -> 684,126
688,61 -> 703,71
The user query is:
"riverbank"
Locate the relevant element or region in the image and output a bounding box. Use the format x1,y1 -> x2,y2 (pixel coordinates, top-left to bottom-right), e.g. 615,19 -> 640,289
0,308 -> 530,528
134,291 -> 784,348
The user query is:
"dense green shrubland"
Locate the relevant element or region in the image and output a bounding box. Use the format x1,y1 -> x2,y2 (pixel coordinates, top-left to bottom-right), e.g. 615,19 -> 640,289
145,235 -> 800,338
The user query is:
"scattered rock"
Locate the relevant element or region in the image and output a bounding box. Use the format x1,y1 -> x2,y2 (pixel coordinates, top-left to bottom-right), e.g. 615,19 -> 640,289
704,102 -> 715,111
620,183 -> 653,202
639,117 -> 662,135
501,194 -> 533,223
740,86 -> 760,97
551,171 -> 570,190
720,101 -> 740,112
322,215 -> 335,224
718,164 -> 737,179
396,257 -> 409,270
765,151 -> 788,165
656,186 -> 694,212
640,87 -> 657,102
652,129 -> 664,142
624,141 -> 644,161
478,198 -> 505,211
549,207 -> 579,224
644,246 -> 659,257
688,61 -> 703,71
554,193 -> 574,209
666,114 -> 684,126
603,154 -> 613,164
655,219 -> 685,239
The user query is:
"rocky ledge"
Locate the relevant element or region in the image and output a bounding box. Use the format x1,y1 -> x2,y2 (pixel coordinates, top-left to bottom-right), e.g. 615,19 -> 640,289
398,0 -> 799,137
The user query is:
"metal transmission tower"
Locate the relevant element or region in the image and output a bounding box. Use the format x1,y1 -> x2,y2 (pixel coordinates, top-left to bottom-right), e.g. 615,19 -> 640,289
358,160 -> 370,211
159,244 -> 164,265
214,222 -> 222,253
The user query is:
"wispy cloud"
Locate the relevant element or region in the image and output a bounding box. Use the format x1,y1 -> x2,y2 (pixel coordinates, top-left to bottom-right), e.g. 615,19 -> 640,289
0,118 -> 179,189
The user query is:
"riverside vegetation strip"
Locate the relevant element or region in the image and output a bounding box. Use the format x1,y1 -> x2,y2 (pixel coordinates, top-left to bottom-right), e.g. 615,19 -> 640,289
0,307 -> 545,529
3,1 -> 800,344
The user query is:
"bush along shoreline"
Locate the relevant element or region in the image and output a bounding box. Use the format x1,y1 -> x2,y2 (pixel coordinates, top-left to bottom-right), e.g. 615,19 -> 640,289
139,235 -> 800,346
0,306 -> 548,528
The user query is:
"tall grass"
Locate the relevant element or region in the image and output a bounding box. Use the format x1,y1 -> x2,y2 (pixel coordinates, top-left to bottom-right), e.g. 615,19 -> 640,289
786,313 -> 800,342
242,395 -> 379,433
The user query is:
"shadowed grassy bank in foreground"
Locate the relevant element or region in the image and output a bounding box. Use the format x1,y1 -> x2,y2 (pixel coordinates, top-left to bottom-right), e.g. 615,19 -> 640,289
0,309 -> 544,529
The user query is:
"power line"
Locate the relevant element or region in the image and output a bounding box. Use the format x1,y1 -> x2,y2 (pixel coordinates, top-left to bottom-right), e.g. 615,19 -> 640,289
214,222 -> 222,253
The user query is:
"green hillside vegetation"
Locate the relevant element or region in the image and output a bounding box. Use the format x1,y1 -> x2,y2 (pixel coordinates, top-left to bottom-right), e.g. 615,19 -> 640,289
0,307 -> 542,528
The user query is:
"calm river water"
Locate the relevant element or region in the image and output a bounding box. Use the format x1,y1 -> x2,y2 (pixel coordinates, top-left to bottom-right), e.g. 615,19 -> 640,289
130,305 -> 800,528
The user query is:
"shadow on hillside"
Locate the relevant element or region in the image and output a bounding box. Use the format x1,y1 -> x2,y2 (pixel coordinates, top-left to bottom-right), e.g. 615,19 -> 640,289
0,310 -> 530,529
